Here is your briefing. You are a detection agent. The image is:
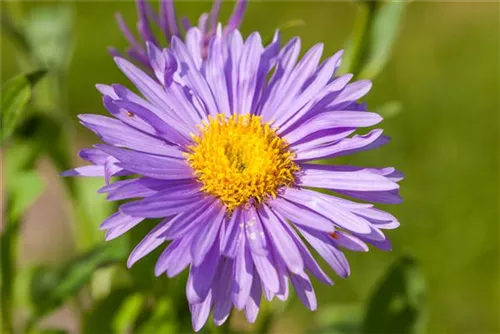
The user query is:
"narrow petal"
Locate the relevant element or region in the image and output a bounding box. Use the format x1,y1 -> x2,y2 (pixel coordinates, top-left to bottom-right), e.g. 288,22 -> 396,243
282,188 -> 372,234
221,209 -> 243,258
120,194 -> 203,218
281,111 -> 382,145
190,291 -> 212,332
61,165 -> 104,177
191,203 -> 226,266
268,197 -> 335,233
232,235 -> 254,309
127,217 -> 174,267
295,129 -> 389,161
213,257 -> 235,326
187,240 -> 221,304
259,206 -> 304,274
290,272 -> 317,311
225,0 -> 248,32
105,216 -> 145,241
331,232 -> 369,252
299,164 -> 399,192
244,274 -> 261,323
243,207 -> 268,256
296,225 -> 350,278
100,211 -> 143,230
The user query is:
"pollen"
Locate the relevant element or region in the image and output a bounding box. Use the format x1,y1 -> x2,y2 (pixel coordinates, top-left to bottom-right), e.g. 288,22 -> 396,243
187,114 -> 299,212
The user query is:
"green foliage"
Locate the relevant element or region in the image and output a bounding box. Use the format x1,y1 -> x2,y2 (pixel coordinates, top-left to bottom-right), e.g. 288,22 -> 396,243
362,256 -> 427,334
358,1 -> 407,79
82,288 -> 135,334
23,4 -> 74,72
1,153 -> 46,333
315,304 -> 362,334
314,256 -> 426,334
29,240 -> 127,318
0,70 -> 46,144
341,0 -> 408,79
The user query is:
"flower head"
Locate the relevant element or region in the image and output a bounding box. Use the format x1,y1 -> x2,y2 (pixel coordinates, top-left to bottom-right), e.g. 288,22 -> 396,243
111,0 -> 247,68
64,28 -> 403,331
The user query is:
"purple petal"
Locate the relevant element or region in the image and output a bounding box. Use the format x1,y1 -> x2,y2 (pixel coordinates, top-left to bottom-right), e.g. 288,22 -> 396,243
79,148 -> 108,165
296,225 -> 350,278
191,203 -> 226,266
187,240 -> 221,304
251,248 -> 279,293
119,194 -> 203,218
244,274 -> 261,323
221,209 -> 243,258
268,197 -> 335,233
115,12 -> 142,51
233,235 -> 254,309
281,111 -> 382,145
95,144 -> 192,180
100,211 -> 142,230
225,0 -> 248,32
127,217 -> 176,267
159,198 -> 216,239
299,164 -> 399,192
190,290 -> 212,332
111,99 -> 191,146
282,188 -> 372,234
136,0 -> 158,46
259,206 -> 304,274
105,218 -> 144,241
243,207 -> 268,256
61,165 -> 104,177
295,129 -> 389,161
234,32 -> 263,115
154,235 -> 192,277
213,257 -> 235,326
331,232 -> 369,252
160,0 -> 179,39
106,178 -> 196,201
290,272 -> 317,311
78,114 -> 184,157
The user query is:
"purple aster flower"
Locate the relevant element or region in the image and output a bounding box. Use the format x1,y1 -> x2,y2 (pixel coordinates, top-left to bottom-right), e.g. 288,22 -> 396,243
64,27 -> 403,331
111,0 -> 247,68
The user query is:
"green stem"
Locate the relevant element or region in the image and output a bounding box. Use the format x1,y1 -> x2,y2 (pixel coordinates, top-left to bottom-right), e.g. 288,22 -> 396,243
1,201 -> 21,334
342,2 -> 379,78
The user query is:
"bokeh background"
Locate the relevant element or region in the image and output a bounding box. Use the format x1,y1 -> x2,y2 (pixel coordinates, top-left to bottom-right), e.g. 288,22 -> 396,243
1,1 -> 499,333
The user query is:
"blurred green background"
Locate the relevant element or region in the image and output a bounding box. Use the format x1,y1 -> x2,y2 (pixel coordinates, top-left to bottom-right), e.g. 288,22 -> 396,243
1,1 -> 499,333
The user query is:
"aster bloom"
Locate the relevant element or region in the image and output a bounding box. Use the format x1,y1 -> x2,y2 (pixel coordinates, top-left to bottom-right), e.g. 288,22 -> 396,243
64,27 -> 403,331
111,0 -> 247,68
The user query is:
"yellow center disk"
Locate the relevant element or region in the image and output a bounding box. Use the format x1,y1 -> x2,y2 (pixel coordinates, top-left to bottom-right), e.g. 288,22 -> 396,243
187,114 -> 300,212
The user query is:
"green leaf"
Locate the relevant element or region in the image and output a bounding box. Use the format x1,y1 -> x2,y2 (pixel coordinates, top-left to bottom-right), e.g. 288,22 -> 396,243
358,1 -> 407,79
1,171 -> 45,333
29,240 -> 128,317
82,288 -> 133,334
0,70 -> 47,144
135,298 -> 178,334
24,4 -> 74,72
113,294 -> 146,333
362,256 -> 427,334
340,1 -> 407,79
314,304 -> 363,334
6,171 -> 45,222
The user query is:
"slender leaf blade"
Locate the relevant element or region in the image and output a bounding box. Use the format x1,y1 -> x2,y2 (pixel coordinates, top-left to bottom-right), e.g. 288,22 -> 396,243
0,70 -> 46,144
362,256 -> 427,334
